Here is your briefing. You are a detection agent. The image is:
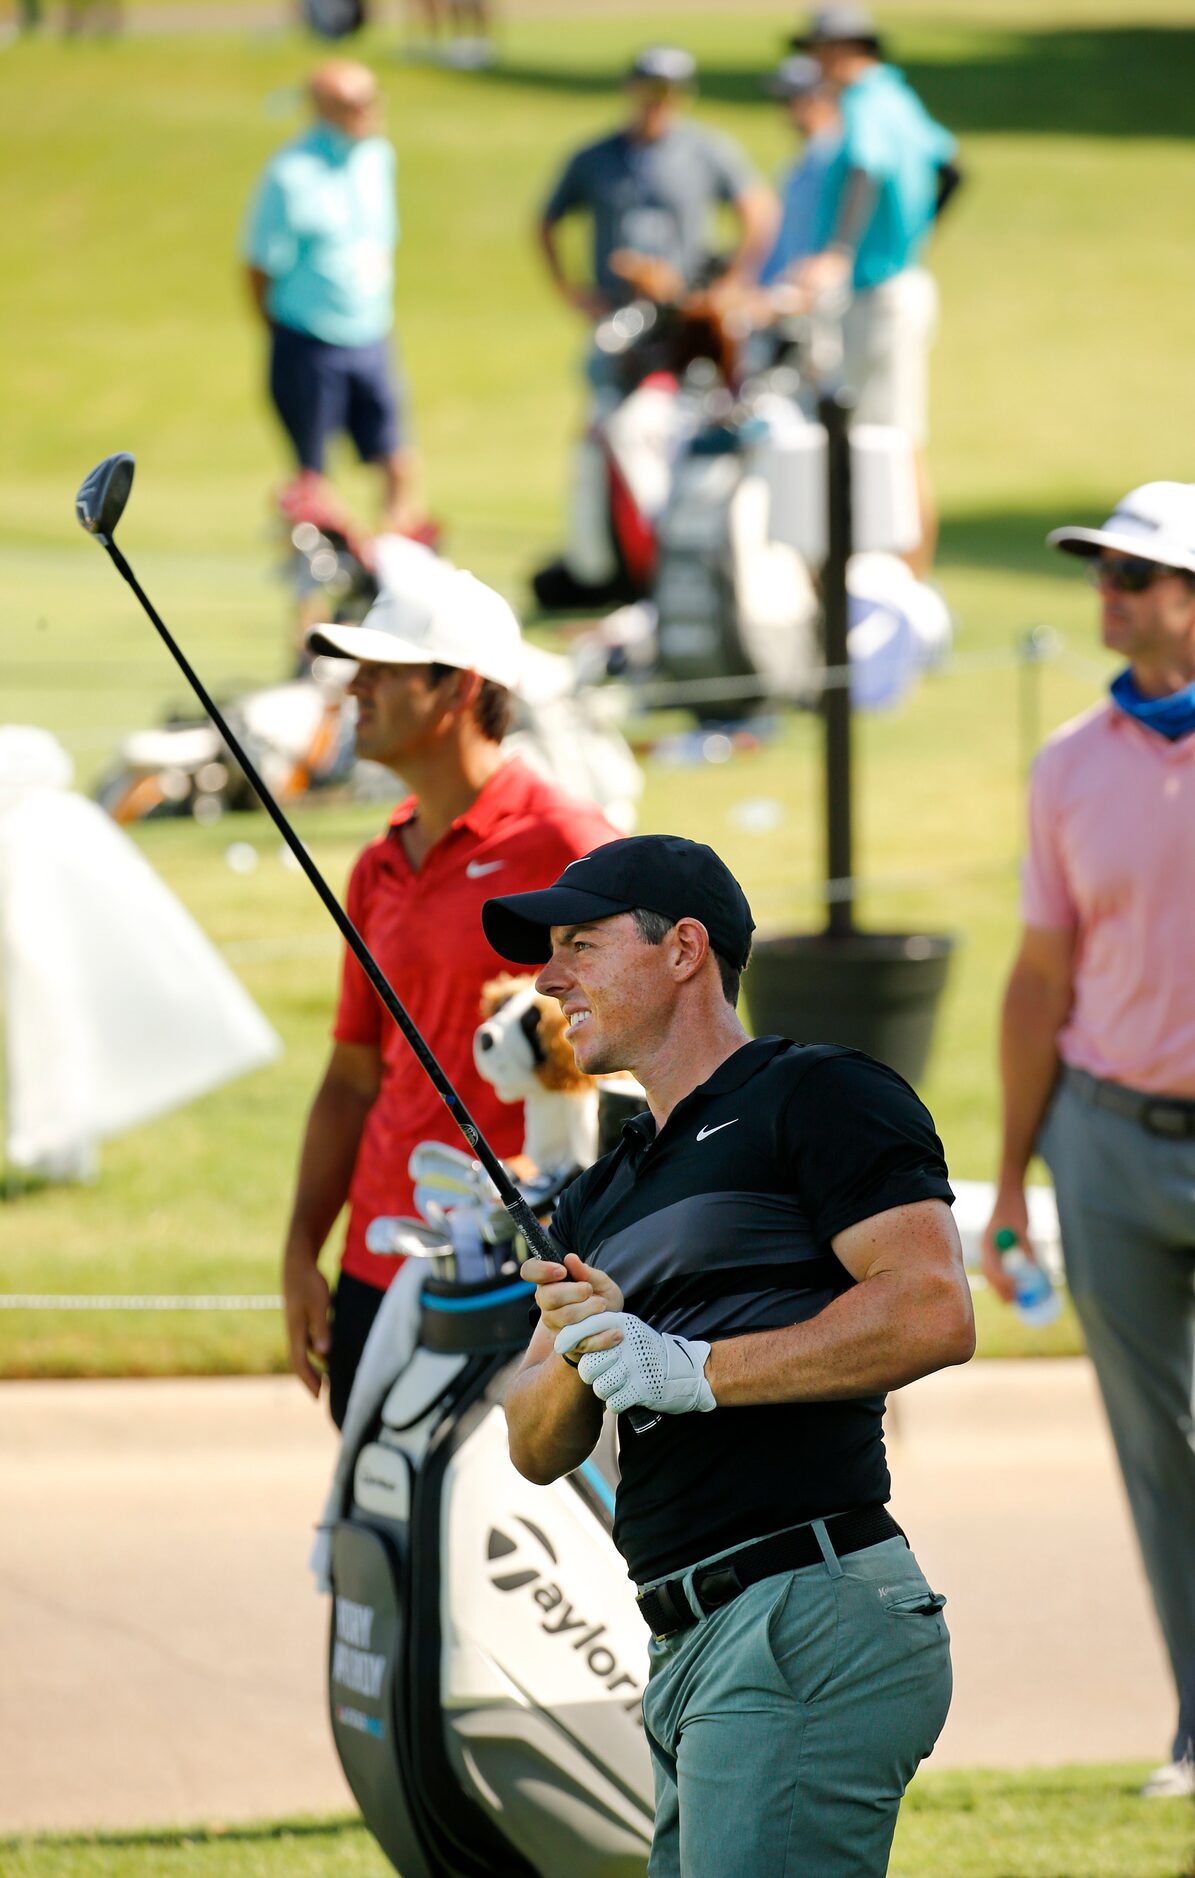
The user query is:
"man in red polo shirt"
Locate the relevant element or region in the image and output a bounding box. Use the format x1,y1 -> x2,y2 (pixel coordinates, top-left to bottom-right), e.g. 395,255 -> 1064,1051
282,564 -> 618,1424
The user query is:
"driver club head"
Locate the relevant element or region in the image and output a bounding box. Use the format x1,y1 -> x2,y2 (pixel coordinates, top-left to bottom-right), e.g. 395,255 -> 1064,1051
76,453 -> 136,545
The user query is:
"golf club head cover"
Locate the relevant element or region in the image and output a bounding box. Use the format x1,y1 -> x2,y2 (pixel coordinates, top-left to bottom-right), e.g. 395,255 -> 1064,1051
554,1312 -> 716,1416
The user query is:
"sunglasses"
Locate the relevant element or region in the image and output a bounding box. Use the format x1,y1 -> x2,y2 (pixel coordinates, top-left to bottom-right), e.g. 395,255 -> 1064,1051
1085,556 -> 1179,594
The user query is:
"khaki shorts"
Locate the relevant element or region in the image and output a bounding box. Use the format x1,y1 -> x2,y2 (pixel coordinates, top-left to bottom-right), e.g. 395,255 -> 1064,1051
842,267 -> 939,444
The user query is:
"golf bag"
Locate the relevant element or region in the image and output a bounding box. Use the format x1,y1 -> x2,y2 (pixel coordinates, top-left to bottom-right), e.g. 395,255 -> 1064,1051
537,370 -> 691,612
652,407 -> 819,707
325,1264 -> 654,1877
93,666 -> 358,825
533,269 -> 740,615
571,389 -> 954,721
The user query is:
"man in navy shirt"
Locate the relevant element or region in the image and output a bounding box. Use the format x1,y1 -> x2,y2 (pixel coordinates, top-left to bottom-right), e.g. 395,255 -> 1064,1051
538,46 -> 776,336
486,835 -> 974,1878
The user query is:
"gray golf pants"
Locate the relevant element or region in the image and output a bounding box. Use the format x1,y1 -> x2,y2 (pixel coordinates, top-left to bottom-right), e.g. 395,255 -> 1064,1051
641,1528 -> 952,1877
1041,1071 -> 1195,1761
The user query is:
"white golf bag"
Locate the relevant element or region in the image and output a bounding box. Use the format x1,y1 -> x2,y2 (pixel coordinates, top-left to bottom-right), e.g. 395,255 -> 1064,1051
322,1136 -> 655,1876
653,411 -> 819,706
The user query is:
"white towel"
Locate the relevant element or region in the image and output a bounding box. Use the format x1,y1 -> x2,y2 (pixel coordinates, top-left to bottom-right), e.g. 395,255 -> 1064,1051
308,1257 -> 427,1593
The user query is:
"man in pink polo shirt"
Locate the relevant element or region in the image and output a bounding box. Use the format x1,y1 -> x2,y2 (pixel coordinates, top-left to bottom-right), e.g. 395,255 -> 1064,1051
983,482 -> 1195,1800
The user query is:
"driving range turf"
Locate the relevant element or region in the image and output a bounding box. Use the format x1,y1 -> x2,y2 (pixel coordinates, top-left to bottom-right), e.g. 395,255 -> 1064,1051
3,1764 -> 1193,1877
3,1 -> 1195,1390
3,12 -> 1195,1876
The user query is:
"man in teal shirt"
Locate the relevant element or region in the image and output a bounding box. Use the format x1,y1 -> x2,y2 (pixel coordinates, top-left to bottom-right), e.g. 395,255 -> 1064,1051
243,61 -> 421,533
791,7 -> 959,574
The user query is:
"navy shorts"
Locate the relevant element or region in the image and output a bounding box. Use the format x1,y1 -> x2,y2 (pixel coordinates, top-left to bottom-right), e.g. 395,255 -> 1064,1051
269,321 -> 406,473
327,1269 -> 386,1429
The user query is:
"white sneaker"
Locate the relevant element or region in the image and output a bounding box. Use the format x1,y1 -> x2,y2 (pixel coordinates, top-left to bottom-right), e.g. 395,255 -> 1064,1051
1139,1756 -> 1195,1799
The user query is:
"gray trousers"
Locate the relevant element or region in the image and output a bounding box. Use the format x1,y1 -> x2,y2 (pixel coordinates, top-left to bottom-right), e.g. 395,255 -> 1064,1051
1041,1071 -> 1195,1762
641,1529 -> 952,1877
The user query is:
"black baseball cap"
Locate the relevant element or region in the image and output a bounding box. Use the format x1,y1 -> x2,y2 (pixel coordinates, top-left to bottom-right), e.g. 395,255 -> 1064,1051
482,835 -> 755,971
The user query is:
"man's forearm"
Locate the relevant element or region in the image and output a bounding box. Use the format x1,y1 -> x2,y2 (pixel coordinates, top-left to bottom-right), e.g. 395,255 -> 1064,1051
707,1262 -> 974,1407
997,965 -> 1069,1184
506,1352 -> 605,1485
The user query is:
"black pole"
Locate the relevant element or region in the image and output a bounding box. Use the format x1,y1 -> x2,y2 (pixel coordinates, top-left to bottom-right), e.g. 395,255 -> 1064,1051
820,389 -> 854,936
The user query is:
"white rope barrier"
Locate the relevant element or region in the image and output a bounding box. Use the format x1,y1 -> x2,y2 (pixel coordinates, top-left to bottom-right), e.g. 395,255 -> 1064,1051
14,635 -> 1110,717
611,639 -> 1095,709
0,1294 -> 282,1311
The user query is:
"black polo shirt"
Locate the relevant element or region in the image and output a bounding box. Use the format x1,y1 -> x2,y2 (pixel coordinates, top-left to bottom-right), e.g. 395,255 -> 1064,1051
549,1036 -> 954,1584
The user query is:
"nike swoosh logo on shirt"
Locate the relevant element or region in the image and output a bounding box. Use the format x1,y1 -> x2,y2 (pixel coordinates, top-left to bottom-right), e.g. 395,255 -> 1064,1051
696,1119 -> 738,1141
466,860 -> 506,878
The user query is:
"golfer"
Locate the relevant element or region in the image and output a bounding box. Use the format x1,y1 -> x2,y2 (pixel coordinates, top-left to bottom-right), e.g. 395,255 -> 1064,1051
281,569 -> 616,1424
486,836 -> 975,1877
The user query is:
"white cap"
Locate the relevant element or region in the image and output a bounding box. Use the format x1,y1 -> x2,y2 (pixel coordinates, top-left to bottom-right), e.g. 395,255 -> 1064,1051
627,46 -> 696,86
1048,482 -> 1195,575
306,566 -> 523,689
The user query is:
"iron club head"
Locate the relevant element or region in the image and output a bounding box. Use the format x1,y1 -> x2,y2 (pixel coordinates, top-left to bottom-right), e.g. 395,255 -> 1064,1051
75,453 -> 136,545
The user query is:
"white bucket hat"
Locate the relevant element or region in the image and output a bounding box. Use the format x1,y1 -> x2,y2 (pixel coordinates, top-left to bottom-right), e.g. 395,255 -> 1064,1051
306,562 -> 523,689
1048,482 -> 1195,575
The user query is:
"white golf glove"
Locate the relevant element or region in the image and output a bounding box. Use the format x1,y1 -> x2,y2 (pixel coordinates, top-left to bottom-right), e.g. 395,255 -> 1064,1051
554,1312 -> 716,1416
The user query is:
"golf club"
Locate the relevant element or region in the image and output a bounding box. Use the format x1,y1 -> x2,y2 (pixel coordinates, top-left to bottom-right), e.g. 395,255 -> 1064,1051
75,453 -> 559,1273
79,453 -> 661,1431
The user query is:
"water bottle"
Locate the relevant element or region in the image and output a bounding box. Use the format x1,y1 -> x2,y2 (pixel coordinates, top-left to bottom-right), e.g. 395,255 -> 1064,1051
994,1227 -> 1062,1327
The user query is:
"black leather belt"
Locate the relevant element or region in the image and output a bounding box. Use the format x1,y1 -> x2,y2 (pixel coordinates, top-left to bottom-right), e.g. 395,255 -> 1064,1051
1065,1066 -> 1195,1140
635,1505 -> 904,1640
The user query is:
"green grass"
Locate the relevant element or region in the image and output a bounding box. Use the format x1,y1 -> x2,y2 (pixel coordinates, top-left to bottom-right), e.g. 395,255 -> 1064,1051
0,1818 -> 394,1878
891,1764 -> 1195,1878
3,5 -> 1192,1375
2,1768 -> 1193,1877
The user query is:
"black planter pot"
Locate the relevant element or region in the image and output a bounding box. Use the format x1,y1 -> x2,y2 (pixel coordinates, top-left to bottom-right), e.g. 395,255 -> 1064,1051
745,931 -> 956,1087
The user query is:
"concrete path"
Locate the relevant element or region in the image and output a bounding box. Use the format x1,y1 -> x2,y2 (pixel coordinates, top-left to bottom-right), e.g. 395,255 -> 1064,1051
0,1360 -> 1174,1835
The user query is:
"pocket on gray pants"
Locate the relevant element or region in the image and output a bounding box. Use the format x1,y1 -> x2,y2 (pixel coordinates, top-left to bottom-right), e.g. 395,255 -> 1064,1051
763,1570 -> 841,1705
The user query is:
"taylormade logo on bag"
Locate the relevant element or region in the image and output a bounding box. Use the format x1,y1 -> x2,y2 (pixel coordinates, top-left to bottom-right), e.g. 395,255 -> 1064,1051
487,1518 -> 643,1717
